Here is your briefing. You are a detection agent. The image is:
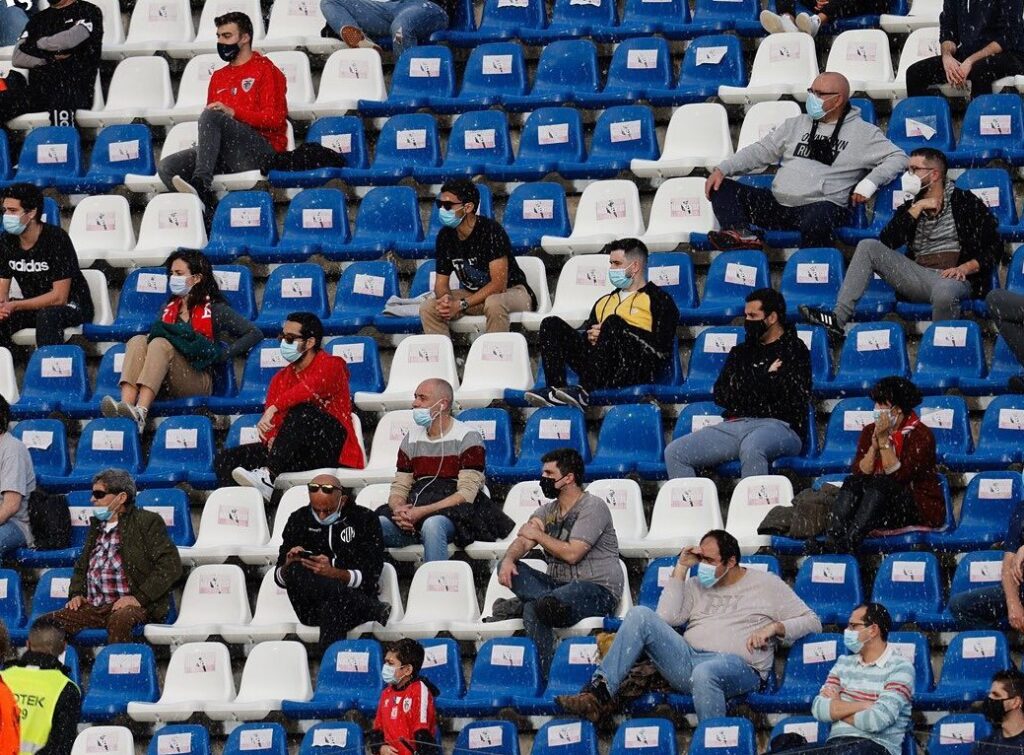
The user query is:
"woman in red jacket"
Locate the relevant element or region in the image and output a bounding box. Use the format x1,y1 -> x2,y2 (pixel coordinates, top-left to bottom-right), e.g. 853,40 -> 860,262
215,312 -> 365,501
816,376 -> 942,553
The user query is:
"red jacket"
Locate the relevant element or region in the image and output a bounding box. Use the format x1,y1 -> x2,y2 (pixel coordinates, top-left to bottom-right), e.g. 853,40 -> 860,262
207,52 -> 289,152
265,350 -> 365,469
371,678 -> 437,755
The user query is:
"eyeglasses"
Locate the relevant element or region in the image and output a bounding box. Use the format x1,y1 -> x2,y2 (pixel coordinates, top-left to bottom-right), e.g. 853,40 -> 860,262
307,483 -> 341,494
435,200 -> 464,210
91,489 -> 113,499
279,333 -> 307,344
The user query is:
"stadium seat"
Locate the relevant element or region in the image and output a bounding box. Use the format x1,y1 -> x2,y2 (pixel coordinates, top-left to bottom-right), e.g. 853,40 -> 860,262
609,720 -> 677,755
927,714 -> 992,755
780,248 -> 845,315
518,0 -> 617,43
203,191 -> 278,263
824,30 -> 894,94
353,333 -> 458,410
734,101 -> 803,157
289,49 -> 386,120
866,28 -> 940,99
885,631 -> 935,698
463,483 -> 545,560
885,96 -> 955,156
949,94 -> 1024,167
0,347 -> 14,405
12,345 -> 87,418
177,488 -> 270,566
106,0 -> 195,58
139,488 -> 195,547
912,321 -> 985,391
146,726 -> 210,755
678,328 -> 745,402
455,334 -> 533,408
0,570 -> 24,636
166,0 -> 264,57
414,110 -> 513,183
248,189 -> 346,263
541,179 -> 644,255
793,555 -> 863,625
11,490 -> 94,568
647,34 -> 746,106
631,103 -> 733,179
323,262 -> 400,334
117,193 -> 208,267
81,644 -> 159,721
945,398 -> 1024,471
254,263 -> 330,335
574,37 -> 672,108
489,407 -> 591,483
748,634 -> 843,712
11,126 -> 82,187
794,325 -> 833,393
881,0 -> 941,32
871,552 -> 942,625
488,107 -> 586,182
530,720 -> 599,755
344,113 -> 441,185
145,564 -> 251,644
438,638 -> 542,715
269,116 -> 365,187
283,639 -> 384,717
221,724 -> 287,755
560,105 -> 659,179
206,641 -> 312,720
514,254 -> 606,331
57,125 -> 156,196
917,631 -> 1010,709
65,194 -> 136,268
208,340 -> 282,414
452,409 -> 513,476
683,251 -> 770,324
612,0 -> 727,39
719,33 -> 817,105
147,54 -> 225,125
453,721 -> 520,755
11,420 -> 70,484
335,410 -> 414,487
918,394 -> 972,461
633,402 -> 724,478
127,641 -> 234,721
619,478 -> 722,557
123,122 -> 199,193
375,561 -> 480,640
817,323 -> 909,397
429,43 -> 527,112
77,57 -> 173,127
397,184 -> 494,259
71,727 -> 134,755
688,718 -> 755,755
918,551 -> 1005,630
8,568 -> 73,644
587,404 -> 663,476
503,182 -> 572,252
344,185 -> 423,259
359,45 -> 455,116
768,718 -> 830,749
726,475 -> 794,553
235,486 -> 306,564
955,168 -> 1024,240
56,418 -> 142,490
323,337 -> 385,395
450,556 -> 541,638
136,416 -> 217,488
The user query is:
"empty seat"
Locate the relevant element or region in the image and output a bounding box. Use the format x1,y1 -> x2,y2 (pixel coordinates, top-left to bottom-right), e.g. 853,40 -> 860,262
454,721 -> 520,755
323,262 -> 400,334
345,185 -> 424,259
576,38 -> 673,108
290,49 -> 385,120
359,45 -> 455,116
945,398 -> 1024,471
818,323 -> 909,397
66,195 -> 136,268
692,0 -> 762,34
59,418 -> 141,490
205,641 -> 312,720
488,107 -> 585,182
145,726 -> 210,755
283,639 -> 384,717
177,488 -> 270,566
955,168 -> 1024,240
136,416 -> 217,488
927,713 -> 991,755
414,110 -> 513,184
648,34 -> 746,106
147,54 -> 225,125
430,42 -> 527,112
11,420 -> 70,485
684,251 -> 770,324
221,725 -> 287,755
127,642 -> 234,721
619,478 -> 721,557
12,345 -> 87,418
631,103 -> 733,179
208,339 -> 283,414
748,634 -> 842,711
781,248 -> 845,315
203,190 -> 278,263
541,180 -> 644,255
768,718 -> 830,750
108,0 -> 195,57
138,488 -> 195,547
871,551 -> 942,625
503,182 -> 571,252
881,0 -> 941,32
437,638 -> 542,716
116,193 -> 207,267
344,113 -> 441,185
374,561 -> 480,640
254,263 -> 330,334
58,125 -> 156,196
725,475 -> 794,553
325,337 -> 385,395
145,564 -> 251,644
824,30 -> 894,93
488,407 -> 591,483
917,631 -> 1010,709
11,126 -> 83,186
518,0 -> 616,43
919,394 -> 972,461
456,333 -> 533,408
559,105 -> 659,179
71,727 -> 134,755
78,57 -> 173,127
793,556 -> 863,625
587,404 -> 663,476
688,718 -> 755,755
719,33 -> 817,105
866,27 -> 940,99
81,644 -> 159,721
530,721 -> 598,755
950,94 -> 1024,167
913,320 -> 985,391
353,335 -> 459,411
885,96 -> 955,156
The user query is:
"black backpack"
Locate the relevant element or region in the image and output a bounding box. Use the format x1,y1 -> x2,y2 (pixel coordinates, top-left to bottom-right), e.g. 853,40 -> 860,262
28,489 -> 71,551
260,143 -> 346,174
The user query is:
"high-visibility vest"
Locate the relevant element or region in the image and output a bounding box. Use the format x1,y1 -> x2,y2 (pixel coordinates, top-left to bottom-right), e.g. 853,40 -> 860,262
0,666 -> 74,755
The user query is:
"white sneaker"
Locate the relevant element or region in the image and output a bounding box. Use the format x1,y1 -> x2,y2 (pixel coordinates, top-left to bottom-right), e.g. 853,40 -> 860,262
760,9 -> 797,33
233,466 -> 273,502
100,395 -> 119,419
796,12 -> 821,36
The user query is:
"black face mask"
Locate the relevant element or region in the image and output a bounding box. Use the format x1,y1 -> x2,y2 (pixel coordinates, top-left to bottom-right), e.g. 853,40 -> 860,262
744,318 -> 769,344
217,42 -> 241,62
983,697 -> 1011,725
539,475 -> 565,500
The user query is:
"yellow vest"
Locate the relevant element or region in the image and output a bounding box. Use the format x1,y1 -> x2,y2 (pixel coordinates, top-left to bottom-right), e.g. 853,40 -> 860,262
0,666 -> 74,755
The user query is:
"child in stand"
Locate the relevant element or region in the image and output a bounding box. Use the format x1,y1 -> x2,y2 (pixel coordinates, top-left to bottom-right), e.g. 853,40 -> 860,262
369,639 -> 438,755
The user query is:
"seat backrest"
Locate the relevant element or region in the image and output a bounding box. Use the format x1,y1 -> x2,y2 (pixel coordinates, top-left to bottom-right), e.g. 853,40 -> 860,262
686,328 -> 744,385
974,399 -> 1024,455
454,721 -> 520,755
173,55 -> 226,110
646,252 -> 698,310
793,555 -> 863,622
71,727 -> 134,755
872,551 -> 943,614
370,113 -> 441,169
955,168 -> 1018,225
594,403 -> 662,465
306,116 -> 368,170
258,263 -> 330,321
459,41 -> 529,100
671,401 -> 727,440
81,269 -> 114,327
222,724 -> 286,755
928,714 -> 992,755
11,420 -> 69,477
531,39 -> 600,96
69,194 -> 137,259
548,0 -> 616,26
918,394 -> 972,454
387,45 -> 456,100
916,320 -> 984,378
948,551 -> 1004,601
88,124 -> 156,180
737,100 -> 802,151
105,56 -> 173,110
22,345 -> 87,401
468,638 -> 541,698
146,415 -> 215,472
609,719 -> 676,755
330,261 -> 399,324
702,251 -> 770,305
477,0 -> 546,32
192,487 -> 270,549
174,564 -> 252,625
458,408 -> 515,469
0,569 -> 23,629
264,51 -> 314,106
124,0 -> 195,44
208,190 -> 277,249
588,105 -> 658,162
501,482 -> 548,530
352,185 -> 422,241
459,333 -> 533,396
745,33 -> 818,90
688,718 -> 756,755
678,34 -> 746,89
780,247 -> 845,307
403,561 -> 480,623
138,488 -> 194,547
958,94 -> 1024,149
235,339 -> 288,399
531,720 -> 598,755
836,322 -> 909,377
379,334 -> 460,394
299,723 -> 364,755
603,37 -> 671,91
193,0 -> 265,42
658,104 -> 733,163
87,644 -> 159,706
516,407 -> 591,464
768,717 -> 830,748
824,29 -> 894,86
502,182 -> 571,244
887,96 -> 954,153
566,179 -> 644,239
365,410 -> 416,469
725,475 -> 794,542
29,569 -> 75,622
584,478 -> 647,540
895,27 -> 941,83
146,726 -> 211,755
648,478 -> 723,538
936,631 -> 1010,689
779,634 -> 844,690
317,639 -> 384,699
74,418 -> 142,474
446,109 -> 513,167
819,396 -> 875,456
92,0 -> 126,46
326,336 -> 384,395
16,127 -> 82,179
517,107 -> 585,164
317,48 -> 386,104
136,193 -> 208,251
234,641 -> 311,702
210,265 -> 256,320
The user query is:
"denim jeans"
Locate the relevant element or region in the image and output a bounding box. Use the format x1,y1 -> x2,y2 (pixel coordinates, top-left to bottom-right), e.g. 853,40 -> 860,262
664,417 -> 803,479
0,521 -> 27,559
379,514 -> 455,563
947,585 -> 1013,629
510,563 -> 618,674
319,0 -> 448,56
0,5 -> 28,47
594,606 -> 761,721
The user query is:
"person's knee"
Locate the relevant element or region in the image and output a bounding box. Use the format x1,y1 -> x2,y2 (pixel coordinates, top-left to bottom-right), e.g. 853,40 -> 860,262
420,516 -> 451,540
621,605 -> 657,633
931,281 -> 965,308
148,336 -> 175,356
482,294 -> 507,318
689,660 -> 724,689
198,107 -> 228,128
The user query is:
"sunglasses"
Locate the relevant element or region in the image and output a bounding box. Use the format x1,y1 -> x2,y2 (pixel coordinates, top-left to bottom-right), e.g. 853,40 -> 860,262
435,200 -> 464,210
307,483 -> 342,494
91,489 -> 114,499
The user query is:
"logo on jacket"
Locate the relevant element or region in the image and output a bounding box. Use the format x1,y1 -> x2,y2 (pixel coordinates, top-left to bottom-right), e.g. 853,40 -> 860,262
241,77 -> 255,92
403,698 -> 412,713
338,526 -> 355,543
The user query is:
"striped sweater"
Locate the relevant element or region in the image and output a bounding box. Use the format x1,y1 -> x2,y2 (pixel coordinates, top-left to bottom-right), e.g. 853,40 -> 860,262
811,644 -> 915,755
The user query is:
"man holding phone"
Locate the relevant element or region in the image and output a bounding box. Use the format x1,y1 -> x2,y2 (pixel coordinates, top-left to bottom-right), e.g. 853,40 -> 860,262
275,473 -> 390,650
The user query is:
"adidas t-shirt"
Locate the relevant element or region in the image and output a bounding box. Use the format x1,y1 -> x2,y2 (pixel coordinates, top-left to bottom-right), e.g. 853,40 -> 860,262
0,224 -> 93,319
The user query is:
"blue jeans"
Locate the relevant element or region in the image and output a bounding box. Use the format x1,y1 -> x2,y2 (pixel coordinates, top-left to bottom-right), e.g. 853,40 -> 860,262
664,417 -> 803,479
319,0 -> 448,56
379,514 -> 455,563
510,563 -> 617,674
947,585 -> 1013,629
595,606 -> 761,721
0,521 -> 27,559
0,5 -> 28,47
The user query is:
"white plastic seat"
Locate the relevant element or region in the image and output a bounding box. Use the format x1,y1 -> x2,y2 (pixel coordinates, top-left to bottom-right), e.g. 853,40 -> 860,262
336,410 -> 415,486
273,413 -> 366,490
631,103 -> 734,179
354,483 -> 455,563
10,269 -> 113,346
880,0 -> 941,33
541,180 -> 645,256
124,122 -> 197,193
719,33 -> 818,105
211,120 -> 295,190
111,193 -> 207,267
521,256 -> 612,331
267,50 -> 316,112
237,486 -> 310,565
354,335 -> 459,412
345,562 -> 405,638
71,726 -> 134,755
374,560 -> 480,640
261,0 -> 343,54
289,48 -> 385,119
107,0 -> 196,58
219,568 -> 304,644
147,55 -> 225,125
640,177 -> 719,252
736,100 -> 803,152
127,642 -> 235,722
68,195 -> 136,267
449,559 -> 546,641
205,640 -> 312,721
725,474 -> 794,554
464,480 -> 545,560
865,28 -> 939,100
77,56 -> 173,127
555,561 -> 633,638
145,564 -> 252,644
454,332 -> 533,408
177,488 -> 270,566
619,478 -> 723,558
584,479 -> 647,541
824,30 -> 895,94
0,348 -> 19,404
95,0 -> 128,59
166,0 -> 266,58
449,256 -> 551,334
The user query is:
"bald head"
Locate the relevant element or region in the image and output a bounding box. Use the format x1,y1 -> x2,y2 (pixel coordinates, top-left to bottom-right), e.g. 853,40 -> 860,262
414,378 -> 453,415
311,473 -> 342,487
811,73 -> 850,122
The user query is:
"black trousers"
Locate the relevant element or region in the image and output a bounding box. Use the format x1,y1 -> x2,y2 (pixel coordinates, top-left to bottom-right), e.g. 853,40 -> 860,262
0,71 -> 83,127
214,403 -> 347,485
538,314 -> 659,391
825,474 -> 917,552
775,0 -> 888,18
0,305 -> 85,347
280,562 -> 386,650
906,51 -> 1024,98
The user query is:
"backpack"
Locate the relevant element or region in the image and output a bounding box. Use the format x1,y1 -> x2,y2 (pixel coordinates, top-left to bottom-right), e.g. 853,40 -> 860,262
28,489 -> 71,550
260,143 -> 346,174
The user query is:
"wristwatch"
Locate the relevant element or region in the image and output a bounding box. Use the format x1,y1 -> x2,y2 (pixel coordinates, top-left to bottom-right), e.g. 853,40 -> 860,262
459,299 -> 469,313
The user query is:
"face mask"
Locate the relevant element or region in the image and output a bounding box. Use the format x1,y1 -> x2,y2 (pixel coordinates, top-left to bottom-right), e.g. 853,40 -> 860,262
608,267 -> 633,290
217,42 -> 241,62
381,663 -> 397,685
983,696 -> 1011,725
412,400 -> 442,428
94,508 -> 114,522
539,475 -> 564,500
168,275 -> 192,297
744,318 -> 769,343
438,207 -> 462,228
872,408 -> 895,423
280,340 -> 303,364
314,502 -> 342,526
3,214 -> 26,235
696,561 -> 726,589
843,628 -> 865,654
805,93 -> 828,121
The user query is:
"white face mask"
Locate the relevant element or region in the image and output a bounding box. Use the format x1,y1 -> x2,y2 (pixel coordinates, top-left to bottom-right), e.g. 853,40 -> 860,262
900,169 -> 934,201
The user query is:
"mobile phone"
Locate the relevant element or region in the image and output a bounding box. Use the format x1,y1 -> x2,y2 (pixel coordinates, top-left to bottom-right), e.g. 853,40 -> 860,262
299,549 -> 316,559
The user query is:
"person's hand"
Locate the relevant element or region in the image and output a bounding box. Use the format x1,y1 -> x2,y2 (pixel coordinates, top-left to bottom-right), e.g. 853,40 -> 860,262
940,266 -> 967,281
677,545 -> 702,570
1009,604 -> 1024,633
519,519 -> 544,541
942,53 -> 963,87
746,622 -> 780,652
435,294 -> 452,321
286,546 -> 305,564
705,168 -> 725,199
402,507 -> 427,527
586,323 -> 601,346
301,554 -> 344,579
498,559 -> 518,588
956,59 -> 973,87
207,101 -> 236,118
380,745 -> 399,755
850,193 -> 869,205
66,596 -> 85,611
813,0 -> 829,10
873,408 -> 892,439
820,686 -> 839,699
0,302 -> 13,321
767,358 -> 783,373
1011,546 -> 1024,585
112,596 -> 141,611
256,407 -> 277,440
909,196 -> 942,219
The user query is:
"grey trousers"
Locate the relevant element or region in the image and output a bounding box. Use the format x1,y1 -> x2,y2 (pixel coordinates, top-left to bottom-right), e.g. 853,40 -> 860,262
834,239 -> 971,325
663,417 -> 802,479
158,108 -> 276,190
987,289 -> 1024,369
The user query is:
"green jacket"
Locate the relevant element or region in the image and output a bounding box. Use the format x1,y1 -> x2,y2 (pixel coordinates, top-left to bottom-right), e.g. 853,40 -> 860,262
69,506 -> 182,621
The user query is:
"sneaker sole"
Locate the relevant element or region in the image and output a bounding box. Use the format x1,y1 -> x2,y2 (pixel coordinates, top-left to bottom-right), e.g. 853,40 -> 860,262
171,175 -> 198,196
115,401 -> 138,422
551,388 -> 587,410
524,392 -> 556,408
795,13 -> 817,34
100,396 -> 119,419
232,468 -> 258,488
760,10 -> 784,33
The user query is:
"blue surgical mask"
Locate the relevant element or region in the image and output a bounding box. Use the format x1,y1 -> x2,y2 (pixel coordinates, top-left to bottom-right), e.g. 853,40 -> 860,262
412,400 -> 442,428
3,214 -> 26,235
280,340 -> 303,364
438,208 -> 462,228
381,663 -> 397,685
94,508 -> 114,522
805,92 -> 827,121
314,503 -> 342,526
168,275 -> 192,297
696,561 -> 725,589
608,268 -> 632,290
843,628 -> 864,654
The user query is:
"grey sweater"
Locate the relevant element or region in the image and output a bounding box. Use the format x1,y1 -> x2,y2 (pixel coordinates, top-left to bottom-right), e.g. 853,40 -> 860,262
717,106 -> 907,208
210,300 -> 263,360
656,567 -> 822,675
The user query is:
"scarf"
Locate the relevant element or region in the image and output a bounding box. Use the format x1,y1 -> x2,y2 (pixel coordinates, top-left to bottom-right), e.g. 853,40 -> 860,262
161,296 -> 213,339
875,411 -> 920,473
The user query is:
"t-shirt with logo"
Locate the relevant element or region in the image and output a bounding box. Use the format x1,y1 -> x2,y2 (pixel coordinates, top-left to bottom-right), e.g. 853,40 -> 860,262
17,0 -> 103,111
0,224 -> 93,320
435,215 -> 534,307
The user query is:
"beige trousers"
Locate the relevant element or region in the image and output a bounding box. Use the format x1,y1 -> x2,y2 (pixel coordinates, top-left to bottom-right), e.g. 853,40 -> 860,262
121,334 -> 213,397
419,285 -> 533,335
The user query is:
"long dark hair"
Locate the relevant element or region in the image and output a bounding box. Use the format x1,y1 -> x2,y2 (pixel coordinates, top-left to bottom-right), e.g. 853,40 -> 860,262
164,250 -> 224,309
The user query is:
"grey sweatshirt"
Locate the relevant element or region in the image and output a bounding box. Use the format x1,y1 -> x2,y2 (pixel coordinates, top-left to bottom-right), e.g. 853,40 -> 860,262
717,106 -> 908,208
656,567 -> 822,675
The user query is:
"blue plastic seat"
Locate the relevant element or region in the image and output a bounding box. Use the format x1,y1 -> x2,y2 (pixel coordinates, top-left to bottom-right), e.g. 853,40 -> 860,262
502,182 -> 571,251
254,264 -> 330,335
13,127 -> 83,186
781,248 -> 845,315
954,168 -> 1024,240
927,713 -> 992,755
136,415 -> 216,488
413,110 -> 513,183
13,345 -> 88,419
785,398 -> 871,474
456,408 -> 515,471
605,558 -> 674,631
689,717 -> 756,755
58,418 -> 142,490
359,46 -> 456,116
634,401 -> 722,479
372,261 -> 435,335
435,0 -> 547,45
648,35 -> 746,106
213,265 -> 257,320
81,643 -> 159,721
818,322 -> 909,397
832,0 -> 906,28
913,320 -> 985,392
324,337 -> 385,395
395,185 -> 493,259
283,639 -> 383,718
560,105 -> 659,179
946,397 -> 1024,470
9,568 -> 75,644
530,720 -> 599,755
298,723 -> 363,755
859,474 -> 952,553
10,420 -> 70,486
590,337 -> 683,405
886,97 -> 955,155
1007,247 -> 1024,295
503,41 -> 600,111
883,631 -> 934,699
63,345 -> 124,420
0,131 -> 13,185
0,569 -> 23,640
57,124 -> 155,193
250,189 -> 350,263
83,268 -> 167,341
146,725 -> 210,755
345,186 -> 423,259
691,0 -> 763,34
138,488 -> 195,547
962,336 -> 1019,395
950,94 -> 1024,167
203,190 -> 277,263
438,638 -> 541,716
794,325 -> 833,396
345,114 -> 442,185
610,0 -> 725,39
871,552 -> 942,625
607,719 -> 676,755
489,407 -> 591,483
681,251 -> 770,324
575,38 -> 672,108
918,551 -> 1005,630
768,717 -> 830,749
209,340 -> 283,413
453,721 -> 519,755
269,116 -> 365,188
223,724 -> 286,755
917,631 -> 1010,710
837,177 -> 905,247
748,634 -> 844,712
918,394 -> 972,462
586,403 -> 664,476
793,555 -> 863,625
323,261 -> 400,334
429,42 -> 528,112
224,414 -> 262,451
676,327 -> 743,401
934,472 -> 1022,551
518,0 -> 617,43
489,107 -> 585,181
510,638 -> 599,714
418,639 -> 466,701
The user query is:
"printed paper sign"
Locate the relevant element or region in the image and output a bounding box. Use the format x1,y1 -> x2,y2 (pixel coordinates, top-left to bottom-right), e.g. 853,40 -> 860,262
157,733 -> 192,755
481,342 -> 514,362
490,644 -> 525,667
969,560 -> 1001,583
282,277 -> 313,298
971,187 -> 1001,208
136,272 -> 167,293
796,263 -> 829,284
671,486 -> 705,507
166,428 -> 198,449
695,46 -> 727,66
904,117 -> 936,141
239,426 -> 260,445
627,49 -> 658,69
339,60 -> 368,79
335,650 -> 369,672
523,199 -> 553,220
657,566 -> 673,587
70,507 -> 100,526
846,42 -> 877,62
408,344 -> 439,363
396,129 -> 427,150
92,431 -> 124,452
745,561 -> 770,572
843,411 -> 874,431
890,643 -> 916,662
352,273 -> 385,297
920,407 -> 954,429
312,729 -> 348,747
769,42 -> 800,63
963,636 -> 997,659
547,722 -> 582,746
597,198 -> 627,220
747,483 -> 779,506
520,486 -> 544,508
891,560 -> 926,582
811,561 -> 847,584
260,348 -> 287,369
302,208 -> 334,229
724,262 -> 757,287
239,729 -> 274,751
610,120 -> 642,143
149,2 -> 177,20
704,726 -> 739,748
86,731 -> 120,753
109,139 -> 140,162
389,421 -> 412,442
149,506 -> 175,526
575,265 -> 606,286
333,342 -> 366,364
199,61 -> 220,80
538,123 -> 569,145
599,486 -> 630,510
409,57 -> 441,77
321,133 -> 352,154
497,0 -> 529,7
212,270 -> 240,291
783,722 -> 819,743
856,329 -> 891,351
85,212 -> 116,232
568,0 -> 600,6
114,352 -> 125,373
802,640 -> 837,664
482,54 -> 512,74
539,419 -> 572,439
20,431 -> 53,450
468,727 -> 504,749
422,644 -> 448,668
184,652 -> 216,673
50,577 -> 70,598
918,37 -> 940,56
933,326 -> 967,347
624,726 -> 660,749
288,0 -> 314,15
38,143 -> 68,164
568,643 -> 599,665
109,653 -> 142,674
980,478 -> 1014,498
41,357 -> 73,378
704,333 -> 738,353
691,415 -> 723,432
980,115 -> 1012,136
649,265 -> 680,286
217,504 -> 250,527
939,723 -> 976,745
465,129 -> 496,150
199,574 -> 232,594
464,420 -> 496,440
426,572 -> 461,593
670,197 -> 702,218
158,209 -> 190,230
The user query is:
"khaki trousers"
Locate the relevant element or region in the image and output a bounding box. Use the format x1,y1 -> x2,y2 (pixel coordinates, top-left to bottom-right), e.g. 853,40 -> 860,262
121,334 -> 213,397
419,285 -> 532,335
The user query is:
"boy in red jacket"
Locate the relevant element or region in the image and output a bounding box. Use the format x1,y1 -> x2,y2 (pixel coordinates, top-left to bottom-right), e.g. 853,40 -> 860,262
369,639 -> 438,755
158,11 -> 288,214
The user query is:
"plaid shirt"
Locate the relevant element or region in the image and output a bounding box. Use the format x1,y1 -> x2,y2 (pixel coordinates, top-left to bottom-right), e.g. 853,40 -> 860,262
85,525 -> 131,607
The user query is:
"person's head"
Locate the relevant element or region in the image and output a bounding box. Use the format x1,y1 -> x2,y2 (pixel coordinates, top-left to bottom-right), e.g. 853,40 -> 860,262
744,288 -> 787,344
869,376 -> 922,416
605,238 -> 649,290
214,12 -> 253,61
2,183 -> 43,236
26,617 -> 66,658
0,395 -> 10,436
437,179 -> 480,229
905,148 -> 948,197
411,378 -> 453,428
91,468 -> 136,521
306,474 -> 350,524
540,448 -> 585,499
844,603 -> 891,654
384,638 -> 425,687
985,669 -> 1024,727
280,312 -> 324,364
806,72 -> 850,122
695,529 -> 741,586
165,250 -> 222,308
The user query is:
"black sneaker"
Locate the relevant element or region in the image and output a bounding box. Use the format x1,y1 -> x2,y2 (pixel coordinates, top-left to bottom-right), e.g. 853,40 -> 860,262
320,23 -> 341,39
552,385 -> 589,411
708,229 -> 764,251
533,595 -> 575,627
524,387 -> 562,408
172,174 -> 217,217
1010,376 -> 1024,394
483,597 -> 523,622
375,601 -> 392,626
800,305 -> 845,342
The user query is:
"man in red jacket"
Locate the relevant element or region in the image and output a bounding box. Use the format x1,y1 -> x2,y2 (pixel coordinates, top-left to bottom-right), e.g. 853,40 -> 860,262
158,11 -> 288,213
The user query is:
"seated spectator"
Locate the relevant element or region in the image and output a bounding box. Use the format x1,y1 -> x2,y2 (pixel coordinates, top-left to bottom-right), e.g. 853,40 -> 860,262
0,395 -> 34,561
320,0 -> 448,57
496,449 -> 622,674
0,618 -> 79,755
158,12 -> 287,214
906,0 -> 1024,98
0,621 -> 19,755
215,312 -> 365,502
761,0 -> 889,36
420,180 -> 535,337
812,377 -> 942,554
0,0 -> 101,127
985,289 -> 1024,394
524,238 -> 679,410
976,670 -> 1024,755
803,148 -> 1000,338
378,378 -> 513,563
275,473 -> 390,650
0,183 -> 94,347
101,250 -> 261,434
805,604 -> 914,755
43,469 -> 182,644
664,288 -> 811,479
368,639 -> 438,755
705,73 -> 906,250
557,529 -> 820,723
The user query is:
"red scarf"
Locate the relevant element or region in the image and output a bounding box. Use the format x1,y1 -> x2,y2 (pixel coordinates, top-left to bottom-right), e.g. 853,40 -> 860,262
161,296 -> 213,339
875,411 -> 920,472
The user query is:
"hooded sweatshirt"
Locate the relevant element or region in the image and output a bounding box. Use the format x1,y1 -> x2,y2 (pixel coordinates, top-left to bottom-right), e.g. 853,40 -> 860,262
940,0 -> 1024,59
716,106 -> 908,208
